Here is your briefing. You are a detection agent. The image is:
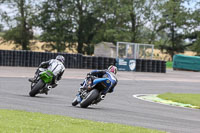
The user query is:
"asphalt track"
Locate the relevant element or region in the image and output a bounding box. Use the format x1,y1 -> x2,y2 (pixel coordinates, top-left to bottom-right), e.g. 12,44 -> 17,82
0,67 -> 200,133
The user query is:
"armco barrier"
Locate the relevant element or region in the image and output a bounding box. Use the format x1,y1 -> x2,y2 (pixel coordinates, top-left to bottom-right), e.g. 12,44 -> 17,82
0,50 -> 166,73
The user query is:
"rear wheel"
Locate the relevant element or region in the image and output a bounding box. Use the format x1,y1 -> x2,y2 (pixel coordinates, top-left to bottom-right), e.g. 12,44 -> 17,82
80,89 -> 99,108
29,80 -> 44,97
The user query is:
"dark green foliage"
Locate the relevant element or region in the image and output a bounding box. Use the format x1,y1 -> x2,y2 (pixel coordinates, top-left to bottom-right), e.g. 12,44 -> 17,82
3,25 -> 32,49
0,0 -> 199,56
35,0 -> 74,52
156,0 -> 195,59
1,0 -> 34,50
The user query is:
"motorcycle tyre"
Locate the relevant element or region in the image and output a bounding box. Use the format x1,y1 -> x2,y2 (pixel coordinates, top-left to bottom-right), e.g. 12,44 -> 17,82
29,79 -> 44,97
80,89 -> 99,108
72,97 -> 79,106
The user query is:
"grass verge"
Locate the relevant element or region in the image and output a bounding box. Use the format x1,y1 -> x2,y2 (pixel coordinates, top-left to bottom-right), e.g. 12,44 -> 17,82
166,61 -> 173,68
0,109 -> 165,133
158,93 -> 200,109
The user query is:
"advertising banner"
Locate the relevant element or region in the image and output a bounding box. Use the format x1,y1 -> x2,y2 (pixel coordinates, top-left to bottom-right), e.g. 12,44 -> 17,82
116,58 -> 136,71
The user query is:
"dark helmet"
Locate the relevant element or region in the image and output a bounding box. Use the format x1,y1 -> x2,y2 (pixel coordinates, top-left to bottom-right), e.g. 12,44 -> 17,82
56,55 -> 65,64
108,65 -> 117,74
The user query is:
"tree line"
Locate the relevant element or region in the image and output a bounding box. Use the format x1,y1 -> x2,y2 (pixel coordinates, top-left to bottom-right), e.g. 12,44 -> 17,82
0,0 -> 199,59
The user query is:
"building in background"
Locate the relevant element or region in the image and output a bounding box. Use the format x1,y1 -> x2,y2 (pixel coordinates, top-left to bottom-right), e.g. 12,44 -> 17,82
94,42 -> 116,58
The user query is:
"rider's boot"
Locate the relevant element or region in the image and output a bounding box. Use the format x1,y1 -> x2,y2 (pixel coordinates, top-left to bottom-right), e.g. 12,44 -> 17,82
28,78 -> 36,83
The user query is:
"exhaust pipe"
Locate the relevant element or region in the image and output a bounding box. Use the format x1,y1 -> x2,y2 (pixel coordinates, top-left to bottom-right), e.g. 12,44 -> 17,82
47,85 -> 52,89
100,95 -> 105,100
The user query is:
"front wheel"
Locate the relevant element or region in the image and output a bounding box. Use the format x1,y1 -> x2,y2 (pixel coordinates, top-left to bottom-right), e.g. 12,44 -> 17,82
29,79 -> 45,97
72,97 -> 79,106
80,89 -> 99,108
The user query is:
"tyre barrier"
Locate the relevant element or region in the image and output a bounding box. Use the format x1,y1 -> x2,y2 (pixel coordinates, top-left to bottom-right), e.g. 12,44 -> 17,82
97,57 -> 104,70
147,59 -> 152,72
92,56 -> 98,69
136,59 -> 142,72
0,50 -> 166,73
141,59 -> 147,72
156,60 -> 161,73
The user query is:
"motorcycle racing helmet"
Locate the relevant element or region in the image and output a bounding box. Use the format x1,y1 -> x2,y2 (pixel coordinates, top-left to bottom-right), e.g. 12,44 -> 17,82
108,65 -> 117,74
56,55 -> 65,64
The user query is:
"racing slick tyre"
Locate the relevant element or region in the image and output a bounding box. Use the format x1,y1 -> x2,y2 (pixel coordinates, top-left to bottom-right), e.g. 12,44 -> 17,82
29,79 -> 44,97
80,89 -> 99,108
72,97 -> 79,106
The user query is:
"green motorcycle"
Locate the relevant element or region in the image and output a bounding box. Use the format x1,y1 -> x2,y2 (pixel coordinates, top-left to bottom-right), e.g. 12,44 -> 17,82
29,68 -> 54,97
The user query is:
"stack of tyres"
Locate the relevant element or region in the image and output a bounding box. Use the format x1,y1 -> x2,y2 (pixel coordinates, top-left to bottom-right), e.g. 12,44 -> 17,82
19,51 -> 23,66
5,50 -> 10,66
7,50 -> 12,66
147,59 -> 152,72
87,56 -> 93,69
152,60 -> 157,72
24,51 -> 28,67
98,57 -> 104,70
77,54 -> 83,69
3,50 -> 7,66
67,54 -> 71,68
72,54 -> 78,68
0,50 -> 3,66
141,59 -> 147,72
161,61 -> 166,73
109,58 -> 116,66
92,56 -> 98,69
108,57 -> 115,67
156,60 -> 161,73
40,52 -> 46,63
136,59 -> 142,72
103,57 -> 109,69
35,52 -> 41,67
4,50 -> 7,66
82,56 -> 87,69
0,50 -> 5,66
69,54 -> 75,68
63,53 -> 68,68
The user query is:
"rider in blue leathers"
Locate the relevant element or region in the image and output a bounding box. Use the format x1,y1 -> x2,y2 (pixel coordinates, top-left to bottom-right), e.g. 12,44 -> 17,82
87,65 -> 118,97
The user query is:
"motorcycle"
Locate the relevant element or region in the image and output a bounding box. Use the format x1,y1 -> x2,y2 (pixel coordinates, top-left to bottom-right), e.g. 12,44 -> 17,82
29,68 -> 56,97
72,74 -> 112,108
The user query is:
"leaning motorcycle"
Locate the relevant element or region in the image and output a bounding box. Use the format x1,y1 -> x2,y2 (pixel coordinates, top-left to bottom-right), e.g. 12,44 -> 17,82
29,68 -> 55,97
72,75 -> 112,108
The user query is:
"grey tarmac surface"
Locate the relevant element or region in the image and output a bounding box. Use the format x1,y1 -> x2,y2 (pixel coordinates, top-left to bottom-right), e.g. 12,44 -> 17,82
0,67 -> 200,133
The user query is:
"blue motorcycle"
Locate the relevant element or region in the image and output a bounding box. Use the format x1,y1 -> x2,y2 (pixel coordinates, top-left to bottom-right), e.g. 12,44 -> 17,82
72,75 -> 112,108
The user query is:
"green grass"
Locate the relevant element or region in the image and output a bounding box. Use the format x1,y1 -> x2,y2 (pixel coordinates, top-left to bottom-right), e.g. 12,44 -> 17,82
158,93 -> 200,108
166,61 -> 173,68
0,109 -> 165,133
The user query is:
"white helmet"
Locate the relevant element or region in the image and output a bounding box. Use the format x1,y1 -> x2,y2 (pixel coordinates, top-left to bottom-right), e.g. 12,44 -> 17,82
56,55 -> 65,64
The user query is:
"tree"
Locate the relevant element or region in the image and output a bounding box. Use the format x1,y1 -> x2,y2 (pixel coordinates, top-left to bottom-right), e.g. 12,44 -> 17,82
35,0 -> 75,52
91,0 -> 156,44
0,24 -> 3,32
0,0 -> 35,50
186,4 -> 200,54
66,0 -> 101,54
156,0 -> 193,59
